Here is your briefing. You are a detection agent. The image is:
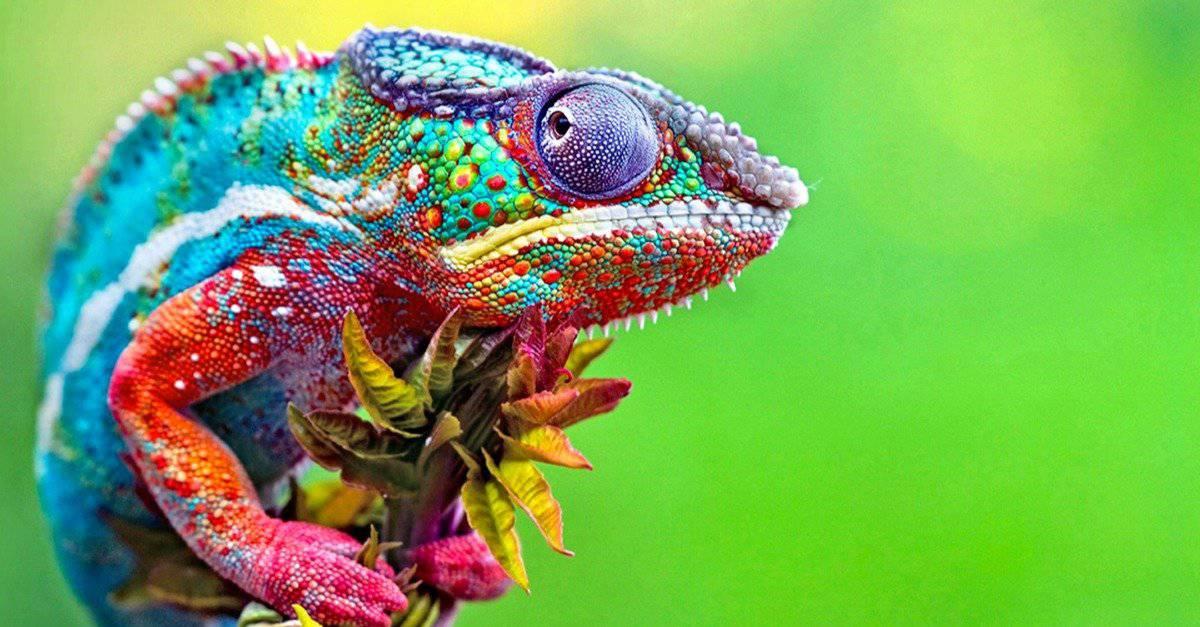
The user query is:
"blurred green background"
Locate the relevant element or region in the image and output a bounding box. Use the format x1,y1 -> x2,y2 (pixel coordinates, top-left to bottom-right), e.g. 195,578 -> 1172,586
2,1 -> 1197,624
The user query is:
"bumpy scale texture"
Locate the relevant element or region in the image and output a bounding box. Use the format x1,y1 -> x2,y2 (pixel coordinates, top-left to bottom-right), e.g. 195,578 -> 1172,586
37,27 -> 806,627
410,532 -> 512,601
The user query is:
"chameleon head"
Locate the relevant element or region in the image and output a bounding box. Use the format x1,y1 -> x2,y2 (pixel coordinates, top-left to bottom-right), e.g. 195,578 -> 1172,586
346,27 -> 807,328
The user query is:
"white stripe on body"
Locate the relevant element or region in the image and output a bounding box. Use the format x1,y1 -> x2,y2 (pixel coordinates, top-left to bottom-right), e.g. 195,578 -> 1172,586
36,183 -> 361,471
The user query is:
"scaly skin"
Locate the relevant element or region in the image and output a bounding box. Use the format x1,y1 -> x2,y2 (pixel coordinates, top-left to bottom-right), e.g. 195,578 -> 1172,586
37,27 -> 807,626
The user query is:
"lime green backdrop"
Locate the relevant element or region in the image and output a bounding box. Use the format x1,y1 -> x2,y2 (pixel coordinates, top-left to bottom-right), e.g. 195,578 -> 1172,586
1,1 -> 1196,624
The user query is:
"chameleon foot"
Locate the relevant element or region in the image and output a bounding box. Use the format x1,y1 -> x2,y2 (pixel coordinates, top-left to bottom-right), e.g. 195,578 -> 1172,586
411,532 -> 511,601
249,520 -> 408,627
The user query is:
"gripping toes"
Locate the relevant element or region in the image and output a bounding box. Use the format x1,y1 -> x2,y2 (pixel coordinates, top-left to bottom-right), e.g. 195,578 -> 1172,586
252,521 -> 407,627
411,532 -> 512,600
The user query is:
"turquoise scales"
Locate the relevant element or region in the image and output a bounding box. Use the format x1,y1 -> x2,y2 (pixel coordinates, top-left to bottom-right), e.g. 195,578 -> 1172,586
38,27 -> 807,626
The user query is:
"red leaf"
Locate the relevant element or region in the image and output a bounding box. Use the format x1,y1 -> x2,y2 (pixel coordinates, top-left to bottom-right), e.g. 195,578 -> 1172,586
547,378 -> 632,428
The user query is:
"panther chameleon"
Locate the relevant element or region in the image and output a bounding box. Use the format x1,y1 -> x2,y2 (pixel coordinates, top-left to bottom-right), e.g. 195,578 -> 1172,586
36,26 -> 808,626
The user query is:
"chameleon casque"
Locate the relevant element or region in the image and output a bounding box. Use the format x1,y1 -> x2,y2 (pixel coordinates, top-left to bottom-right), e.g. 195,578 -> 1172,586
37,26 -> 808,626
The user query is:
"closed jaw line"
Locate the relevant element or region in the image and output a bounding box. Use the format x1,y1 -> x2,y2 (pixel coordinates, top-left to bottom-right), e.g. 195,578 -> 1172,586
439,199 -> 791,271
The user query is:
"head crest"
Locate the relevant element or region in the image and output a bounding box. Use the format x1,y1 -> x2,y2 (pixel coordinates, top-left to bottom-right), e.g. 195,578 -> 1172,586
345,26 -> 556,118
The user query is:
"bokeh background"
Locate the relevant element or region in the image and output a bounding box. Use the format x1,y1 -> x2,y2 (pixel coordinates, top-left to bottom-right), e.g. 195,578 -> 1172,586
1,1 -> 1197,624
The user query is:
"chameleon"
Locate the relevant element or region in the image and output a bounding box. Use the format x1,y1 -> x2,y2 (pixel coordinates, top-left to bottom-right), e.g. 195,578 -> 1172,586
36,26 -> 808,627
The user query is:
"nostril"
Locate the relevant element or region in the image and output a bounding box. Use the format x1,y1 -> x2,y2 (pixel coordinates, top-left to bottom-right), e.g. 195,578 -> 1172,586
699,162 -> 728,191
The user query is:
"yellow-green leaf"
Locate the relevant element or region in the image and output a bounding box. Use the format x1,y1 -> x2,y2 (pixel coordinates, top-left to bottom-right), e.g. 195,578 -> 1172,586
500,388 -> 579,426
500,425 -> 592,470
461,476 -> 529,591
564,337 -> 613,376
293,605 -> 322,627
343,311 -> 423,431
485,449 -> 572,556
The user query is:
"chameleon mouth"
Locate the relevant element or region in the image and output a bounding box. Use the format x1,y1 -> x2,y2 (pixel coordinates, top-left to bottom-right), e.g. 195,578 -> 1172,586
439,199 -> 791,272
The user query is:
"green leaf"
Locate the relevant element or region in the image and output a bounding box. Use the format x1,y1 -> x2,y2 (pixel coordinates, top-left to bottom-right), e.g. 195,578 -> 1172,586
564,337 -> 614,377
343,310 -> 425,432
500,388 -> 580,426
409,308 -> 464,403
485,449 -> 572,556
500,425 -> 592,470
461,475 -> 529,591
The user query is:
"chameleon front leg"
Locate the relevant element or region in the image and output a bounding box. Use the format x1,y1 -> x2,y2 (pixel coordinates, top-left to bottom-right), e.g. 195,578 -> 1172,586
107,249 -> 408,627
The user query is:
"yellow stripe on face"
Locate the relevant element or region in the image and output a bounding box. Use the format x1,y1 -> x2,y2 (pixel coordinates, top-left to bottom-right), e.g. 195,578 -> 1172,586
438,213 -> 567,271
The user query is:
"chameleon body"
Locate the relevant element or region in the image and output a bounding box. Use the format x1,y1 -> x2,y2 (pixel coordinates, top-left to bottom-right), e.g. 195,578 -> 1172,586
37,27 -> 807,626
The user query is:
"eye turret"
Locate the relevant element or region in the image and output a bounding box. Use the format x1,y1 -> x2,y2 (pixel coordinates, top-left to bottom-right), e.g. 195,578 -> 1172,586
535,83 -> 658,199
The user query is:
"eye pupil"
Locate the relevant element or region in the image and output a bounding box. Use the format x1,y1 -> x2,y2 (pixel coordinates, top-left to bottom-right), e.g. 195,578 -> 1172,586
549,110 -> 571,139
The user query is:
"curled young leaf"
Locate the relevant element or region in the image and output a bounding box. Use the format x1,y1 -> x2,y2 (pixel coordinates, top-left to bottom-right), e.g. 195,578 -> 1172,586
500,425 -> 592,470
343,311 -> 424,432
506,347 -> 540,400
485,450 -> 572,556
541,325 -> 579,387
461,476 -> 529,591
511,306 -> 547,366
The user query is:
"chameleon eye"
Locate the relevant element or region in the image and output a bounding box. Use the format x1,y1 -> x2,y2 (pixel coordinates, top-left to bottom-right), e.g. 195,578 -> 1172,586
536,83 -> 658,199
